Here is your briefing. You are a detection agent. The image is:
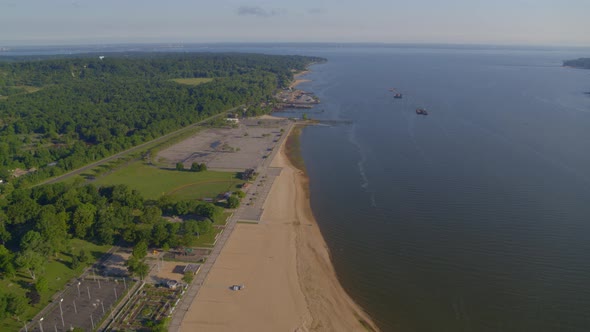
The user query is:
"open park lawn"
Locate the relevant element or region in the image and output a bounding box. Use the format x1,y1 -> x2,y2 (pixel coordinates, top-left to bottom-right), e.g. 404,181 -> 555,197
93,162 -> 245,200
0,239 -> 111,331
170,77 -> 214,86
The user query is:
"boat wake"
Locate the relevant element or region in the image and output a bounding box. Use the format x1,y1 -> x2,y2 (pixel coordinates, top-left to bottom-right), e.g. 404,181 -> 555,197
348,124 -> 377,207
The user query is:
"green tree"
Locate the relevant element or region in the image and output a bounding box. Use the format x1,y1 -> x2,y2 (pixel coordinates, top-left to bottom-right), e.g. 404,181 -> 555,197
71,203 -> 97,239
227,195 -> 240,209
133,241 -> 148,260
0,295 -> 8,320
71,254 -> 80,270
35,276 -> 48,292
190,162 -> 200,172
126,256 -> 149,280
19,231 -> 47,255
16,250 -> 45,280
36,206 -> 69,256
152,318 -> 170,332
0,245 -> 15,278
78,249 -> 89,264
151,222 -> 170,247
197,220 -> 212,235
141,206 -> 162,224
176,162 -> 185,171
182,271 -> 194,284
195,203 -> 219,221
6,293 -> 26,318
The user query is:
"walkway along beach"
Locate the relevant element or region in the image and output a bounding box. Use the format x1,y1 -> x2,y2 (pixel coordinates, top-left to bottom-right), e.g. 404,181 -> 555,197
177,123 -> 379,331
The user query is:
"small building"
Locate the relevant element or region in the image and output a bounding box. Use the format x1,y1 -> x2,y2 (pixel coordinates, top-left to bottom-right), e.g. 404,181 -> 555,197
226,118 -> 239,124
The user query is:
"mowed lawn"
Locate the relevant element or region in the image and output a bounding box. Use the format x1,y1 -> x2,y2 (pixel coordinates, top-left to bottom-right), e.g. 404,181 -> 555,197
94,161 -> 244,200
170,77 -> 214,86
0,239 -> 111,331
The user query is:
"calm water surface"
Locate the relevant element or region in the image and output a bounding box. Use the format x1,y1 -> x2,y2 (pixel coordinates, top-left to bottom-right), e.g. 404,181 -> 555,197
288,46 -> 590,332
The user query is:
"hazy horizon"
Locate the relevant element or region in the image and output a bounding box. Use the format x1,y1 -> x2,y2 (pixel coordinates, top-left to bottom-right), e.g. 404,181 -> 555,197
1,0 -> 589,47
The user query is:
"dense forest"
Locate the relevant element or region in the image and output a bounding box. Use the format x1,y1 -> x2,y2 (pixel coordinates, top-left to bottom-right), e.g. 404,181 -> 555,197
0,53 -> 324,186
0,180 -> 229,319
563,58 -> 590,69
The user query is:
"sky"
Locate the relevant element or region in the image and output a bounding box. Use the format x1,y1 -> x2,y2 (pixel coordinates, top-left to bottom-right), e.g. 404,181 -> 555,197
1,0 -> 589,46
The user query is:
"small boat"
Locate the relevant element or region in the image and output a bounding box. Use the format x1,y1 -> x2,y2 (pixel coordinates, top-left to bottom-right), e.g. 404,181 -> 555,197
415,108 -> 428,115
393,93 -> 403,99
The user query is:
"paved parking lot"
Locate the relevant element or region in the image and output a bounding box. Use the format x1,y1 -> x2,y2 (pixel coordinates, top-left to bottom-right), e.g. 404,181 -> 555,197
157,118 -> 291,171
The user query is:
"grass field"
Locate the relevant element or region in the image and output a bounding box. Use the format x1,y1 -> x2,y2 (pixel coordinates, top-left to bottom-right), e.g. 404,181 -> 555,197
170,78 -> 214,86
0,85 -> 43,100
93,161 -> 244,200
0,239 -> 111,331
19,85 -> 43,93
213,211 -> 233,226
193,227 -> 223,247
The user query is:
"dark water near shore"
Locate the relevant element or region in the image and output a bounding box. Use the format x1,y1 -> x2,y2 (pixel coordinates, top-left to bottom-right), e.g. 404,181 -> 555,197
8,44 -> 590,331
283,46 -> 590,332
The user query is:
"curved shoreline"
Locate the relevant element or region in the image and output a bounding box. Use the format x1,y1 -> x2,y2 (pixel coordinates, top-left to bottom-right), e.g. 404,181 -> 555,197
178,123 -> 379,331
283,126 -> 380,331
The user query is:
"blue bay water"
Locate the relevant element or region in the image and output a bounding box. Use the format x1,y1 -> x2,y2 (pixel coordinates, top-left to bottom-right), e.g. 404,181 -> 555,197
292,47 -> 590,332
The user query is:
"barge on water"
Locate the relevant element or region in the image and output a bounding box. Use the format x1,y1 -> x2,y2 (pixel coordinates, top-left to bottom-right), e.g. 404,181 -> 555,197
393,93 -> 403,99
416,108 -> 428,115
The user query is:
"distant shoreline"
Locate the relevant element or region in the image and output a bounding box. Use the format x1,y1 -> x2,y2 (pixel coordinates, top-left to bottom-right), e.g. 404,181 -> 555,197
290,70 -> 311,89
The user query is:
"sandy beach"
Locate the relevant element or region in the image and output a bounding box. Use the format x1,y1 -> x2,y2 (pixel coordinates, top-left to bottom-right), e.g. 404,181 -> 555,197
180,128 -> 379,331
289,70 -> 311,89
290,78 -> 311,89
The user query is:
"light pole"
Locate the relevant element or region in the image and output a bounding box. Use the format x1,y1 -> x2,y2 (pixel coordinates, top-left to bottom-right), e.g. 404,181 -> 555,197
59,298 -> 64,327
100,299 -> 105,314
73,300 -> 77,314
38,317 -> 44,332
123,278 -> 127,289
77,282 -> 81,297
23,322 -> 28,332
90,314 -> 94,330
114,287 -> 118,299
87,286 -> 91,300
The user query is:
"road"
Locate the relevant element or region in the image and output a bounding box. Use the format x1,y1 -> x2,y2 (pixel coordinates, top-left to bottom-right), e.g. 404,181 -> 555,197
36,106 -> 242,186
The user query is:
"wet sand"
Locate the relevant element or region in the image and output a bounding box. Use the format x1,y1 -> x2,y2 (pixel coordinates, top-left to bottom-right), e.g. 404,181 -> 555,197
180,129 -> 379,331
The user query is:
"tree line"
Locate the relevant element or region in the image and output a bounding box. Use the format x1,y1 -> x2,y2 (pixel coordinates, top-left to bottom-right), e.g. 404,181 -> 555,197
0,181 -> 225,281
563,58 -> 590,69
0,53 -> 325,186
